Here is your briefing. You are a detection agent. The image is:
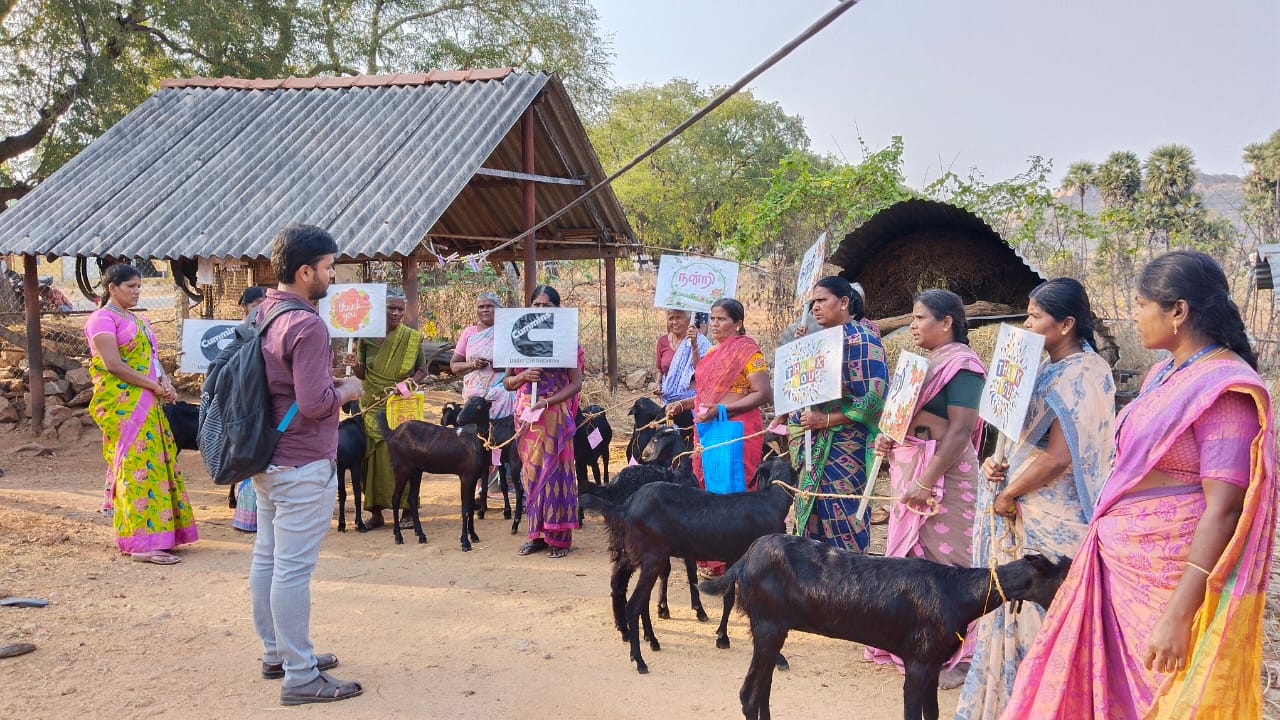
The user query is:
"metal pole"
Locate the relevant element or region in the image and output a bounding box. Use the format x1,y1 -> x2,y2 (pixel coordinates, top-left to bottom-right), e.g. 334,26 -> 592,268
22,255 -> 44,436
522,107 -> 537,303
605,256 -> 618,390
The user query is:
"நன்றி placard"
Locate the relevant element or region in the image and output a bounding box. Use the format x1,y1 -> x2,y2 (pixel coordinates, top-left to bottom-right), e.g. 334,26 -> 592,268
653,255 -> 738,312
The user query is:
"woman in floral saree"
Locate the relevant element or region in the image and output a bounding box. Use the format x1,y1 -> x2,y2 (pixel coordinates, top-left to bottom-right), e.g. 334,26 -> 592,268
1002,251 -> 1276,720
772,276 -> 888,552
84,264 -> 196,565
504,286 -> 583,559
343,288 -> 427,530
957,278 -> 1115,719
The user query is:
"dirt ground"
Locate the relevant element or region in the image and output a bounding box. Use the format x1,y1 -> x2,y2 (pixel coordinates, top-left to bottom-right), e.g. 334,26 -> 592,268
0,390 -> 949,720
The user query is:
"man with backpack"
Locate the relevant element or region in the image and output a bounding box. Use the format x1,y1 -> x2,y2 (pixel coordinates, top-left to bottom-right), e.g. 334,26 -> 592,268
251,224 -> 363,705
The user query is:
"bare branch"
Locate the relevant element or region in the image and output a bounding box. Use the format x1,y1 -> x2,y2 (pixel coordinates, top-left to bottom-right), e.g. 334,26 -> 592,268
378,0 -> 479,38
121,19 -> 216,66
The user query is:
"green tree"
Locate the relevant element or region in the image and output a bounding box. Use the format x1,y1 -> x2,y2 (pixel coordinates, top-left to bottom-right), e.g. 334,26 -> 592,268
588,79 -> 811,255
1061,161 -> 1094,212
1243,129 -> 1280,242
1140,144 -> 1203,252
1093,150 -> 1141,209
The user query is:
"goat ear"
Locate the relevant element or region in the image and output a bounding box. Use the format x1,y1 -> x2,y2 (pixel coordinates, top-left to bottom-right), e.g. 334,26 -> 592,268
1023,553 -> 1051,572
628,406 -> 636,415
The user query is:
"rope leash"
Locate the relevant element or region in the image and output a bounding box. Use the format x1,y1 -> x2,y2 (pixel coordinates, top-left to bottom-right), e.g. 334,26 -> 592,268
769,478 -> 940,518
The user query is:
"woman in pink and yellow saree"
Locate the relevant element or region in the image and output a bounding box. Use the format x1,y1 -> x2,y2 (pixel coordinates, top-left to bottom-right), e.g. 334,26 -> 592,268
1002,251 -> 1277,720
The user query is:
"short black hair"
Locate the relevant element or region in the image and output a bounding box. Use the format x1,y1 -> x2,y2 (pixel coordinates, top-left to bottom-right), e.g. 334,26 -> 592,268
529,284 -> 562,306
270,224 -> 338,284
238,285 -> 267,306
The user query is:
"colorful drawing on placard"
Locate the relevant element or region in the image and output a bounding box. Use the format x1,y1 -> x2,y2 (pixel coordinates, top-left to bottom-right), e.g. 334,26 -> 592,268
979,324 -> 1046,440
771,326 -> 844,416
879,352 -> 930,443
318,283 -> 387,338
794,233 -> 828,308
653,255 -> 739,312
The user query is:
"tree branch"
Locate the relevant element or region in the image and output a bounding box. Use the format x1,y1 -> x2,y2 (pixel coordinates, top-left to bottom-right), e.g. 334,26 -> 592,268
0,182 -> 33,209
378,0 -> 478,38
120,19 -> 216,66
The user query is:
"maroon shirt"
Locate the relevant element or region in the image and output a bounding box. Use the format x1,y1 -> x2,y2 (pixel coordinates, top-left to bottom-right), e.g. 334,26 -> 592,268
259,289 -> 342,466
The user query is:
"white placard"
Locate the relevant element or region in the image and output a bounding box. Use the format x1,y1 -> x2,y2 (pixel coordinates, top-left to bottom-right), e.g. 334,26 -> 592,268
654,255 -> 739,312
772,325 -> 845,416
179,319 -> 241,374
316,283 -> 387,338
794,233 -> 828,308
493,307 -> 580,368
979,324 -> 1046,440
880,351 -> 931,444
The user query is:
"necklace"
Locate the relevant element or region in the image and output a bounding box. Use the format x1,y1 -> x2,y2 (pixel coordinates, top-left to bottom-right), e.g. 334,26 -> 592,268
1146,343 -> 1223,394
104,302 -> 132,319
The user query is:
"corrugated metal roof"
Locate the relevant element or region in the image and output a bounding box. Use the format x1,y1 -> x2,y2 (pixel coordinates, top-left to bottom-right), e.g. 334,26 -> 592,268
0,70 -> 634,261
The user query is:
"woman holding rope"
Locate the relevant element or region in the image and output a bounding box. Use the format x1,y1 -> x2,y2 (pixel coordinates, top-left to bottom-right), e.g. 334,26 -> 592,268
866,288 -> 986,688
655,309 -> 710,443
769,276 -> 888,553
342,288 -> 428,530
955,278 -> 1115,719
504,286 -> 583,559
666,297 -> 772,578
1002,252 -> 1276,719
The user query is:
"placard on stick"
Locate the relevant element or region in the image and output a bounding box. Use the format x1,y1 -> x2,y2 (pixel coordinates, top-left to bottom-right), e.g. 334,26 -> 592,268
772,326 -> 844,416
879,352 -> 930,444
794,233 -> 828,308
654,255 -> 738,312
492,307 -> 580,368
979,324 -> 1045,441
179,319 -> 240,374
317,283 -> 387,338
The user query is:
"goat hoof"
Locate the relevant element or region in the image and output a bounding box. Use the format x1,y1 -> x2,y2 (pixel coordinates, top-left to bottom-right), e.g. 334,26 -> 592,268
476,509 -> 486,519
633,660 -> 649,674
503,509 -> 512,520
460,544 -> 472,552
716,636 -> 730,650
394,536 -> 405,545
417,535 -> 427,544
648,638 -> 661,651
775,653 -> 789,671
337,525 -> 346,533
657,607 -> 671,620
695,609 -> 710,622
469,531 -> 480,542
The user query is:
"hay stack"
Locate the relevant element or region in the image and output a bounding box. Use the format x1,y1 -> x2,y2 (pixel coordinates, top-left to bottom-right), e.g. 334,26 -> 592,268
879,323 -> 1004,371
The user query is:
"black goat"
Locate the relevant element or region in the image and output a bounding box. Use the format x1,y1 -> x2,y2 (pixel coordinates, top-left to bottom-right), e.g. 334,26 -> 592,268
458,396 -> 526,535
583,458 -> 795,674
700,534 -> 1072,720
335,413 -> 365,532
378,407 -> 488,550
440,401 -> 462,427
575,405 -> 612,488
161,401 -> 231,504
624,397 -> 664,464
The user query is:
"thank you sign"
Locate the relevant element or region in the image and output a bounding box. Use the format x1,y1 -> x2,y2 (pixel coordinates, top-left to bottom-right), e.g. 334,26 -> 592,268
318,283 -> 387,338
880,352 -> 930,444
772,326 -> 844,416
979,324 -> 1045,440
493,307 -> 579,368
180,319 -> 240,373
654,255 -> 738,312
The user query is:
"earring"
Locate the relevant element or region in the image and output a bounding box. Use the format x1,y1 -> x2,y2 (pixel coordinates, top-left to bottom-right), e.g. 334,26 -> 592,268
1173,320 -> 1179,336
1060,329 -> 1069,336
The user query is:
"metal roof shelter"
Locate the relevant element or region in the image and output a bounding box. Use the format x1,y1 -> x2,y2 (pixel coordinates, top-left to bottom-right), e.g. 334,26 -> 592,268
0,69 -> 636,433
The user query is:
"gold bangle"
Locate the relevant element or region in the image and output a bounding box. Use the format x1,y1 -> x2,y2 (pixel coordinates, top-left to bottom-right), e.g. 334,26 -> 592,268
826,412 -> 832,427
1185,561 -> 1212,577
912,478 -> 934,494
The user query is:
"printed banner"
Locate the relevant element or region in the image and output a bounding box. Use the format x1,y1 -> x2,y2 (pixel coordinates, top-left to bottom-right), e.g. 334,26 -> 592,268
772,326 -> 844,416
654,255 -> 738,312
317,283 -> 387,338
493,307 -> 580,368
794,233 -> 828,308
979,323 -> 1046,440
880,351 -> 930,444
179,319 -> 241,374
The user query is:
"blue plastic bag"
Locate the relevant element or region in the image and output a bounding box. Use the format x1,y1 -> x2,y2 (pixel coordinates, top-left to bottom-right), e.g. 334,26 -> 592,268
696,404 -> 745,493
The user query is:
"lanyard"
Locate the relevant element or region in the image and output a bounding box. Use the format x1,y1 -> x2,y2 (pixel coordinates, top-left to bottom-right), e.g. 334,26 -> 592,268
1142,343 -> 1222,396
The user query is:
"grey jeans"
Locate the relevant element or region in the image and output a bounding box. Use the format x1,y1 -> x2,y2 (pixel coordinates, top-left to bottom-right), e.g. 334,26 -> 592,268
250,459 -> 337,688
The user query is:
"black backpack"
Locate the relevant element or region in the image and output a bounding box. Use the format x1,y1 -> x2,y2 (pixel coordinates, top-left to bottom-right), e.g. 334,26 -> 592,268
197,300 -> 312,484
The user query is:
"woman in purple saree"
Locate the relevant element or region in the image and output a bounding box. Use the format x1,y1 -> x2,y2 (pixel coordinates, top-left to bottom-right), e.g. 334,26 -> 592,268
1002,251 -> 1277,719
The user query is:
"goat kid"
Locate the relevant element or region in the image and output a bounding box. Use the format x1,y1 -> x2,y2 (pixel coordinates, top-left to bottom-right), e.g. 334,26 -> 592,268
624,397 -> 664,464
457,396 -> 526,535
335,412 -> 365,532
575,404 -> 612,487
377,409 -> 488,550
700,533 -> 1072,720
585,458 -> 795,674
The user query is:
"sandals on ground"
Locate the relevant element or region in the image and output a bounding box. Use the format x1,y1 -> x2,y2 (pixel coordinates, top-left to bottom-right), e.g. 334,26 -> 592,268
262,652 -> 339,680
547,547 -> 568,559
131,551 -> 181,565
517,539 -> 548,556
279,671 -> 363,706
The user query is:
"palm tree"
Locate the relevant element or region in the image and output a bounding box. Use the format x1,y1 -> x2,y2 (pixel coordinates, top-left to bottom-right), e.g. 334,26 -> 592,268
1144,144 -> 1197,202
1244,129 -> 1280,232
1061,161 -> 1095,212
1094,151 -> 1141,208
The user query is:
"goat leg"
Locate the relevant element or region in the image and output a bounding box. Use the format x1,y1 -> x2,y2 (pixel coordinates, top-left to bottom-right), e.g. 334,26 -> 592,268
626,565 -> 662,673
475,466 -> 489,520
683,558 -> 709,622
228,484 -> 237,509
657,557 -> 672,620
353,466 -> 366,533
410,474 -> 427,544
902,662 -> 942,720
510,466 -> 525,535
391,474 -> 408,545
610,557 -> 635,641
498,462 -> 512,520
337,471 -> 347,532
460,471 -> 479,551
715,583 -> 735,649
739,622 -> 787,720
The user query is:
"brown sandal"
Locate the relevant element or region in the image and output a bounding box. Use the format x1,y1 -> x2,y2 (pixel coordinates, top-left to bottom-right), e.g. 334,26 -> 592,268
280,671 -> 363,706
518,539 -> 547,556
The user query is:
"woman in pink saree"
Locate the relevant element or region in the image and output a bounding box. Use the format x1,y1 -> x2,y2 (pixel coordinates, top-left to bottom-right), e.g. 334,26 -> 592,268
1002,251 -> 1276,719
866,288 -> 986,688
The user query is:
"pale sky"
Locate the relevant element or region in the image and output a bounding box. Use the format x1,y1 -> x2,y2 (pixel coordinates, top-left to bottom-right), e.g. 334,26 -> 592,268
592,0 -> 1280,188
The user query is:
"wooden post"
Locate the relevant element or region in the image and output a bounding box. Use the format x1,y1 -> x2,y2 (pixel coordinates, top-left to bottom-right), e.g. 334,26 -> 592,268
522,107 -> 537,303
22,255 -> 44,436
402,253 -> 420,329
605,255 -> 618,391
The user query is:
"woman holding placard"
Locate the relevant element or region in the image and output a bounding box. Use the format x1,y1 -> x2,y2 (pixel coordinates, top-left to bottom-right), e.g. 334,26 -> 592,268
451,291 -> 515,419
1002,251 -> 1276,719
342,288 -> 428,530
771,276 -> 888,552
868,288 -> 986,687
956,278 -> 1115,719
666,297 -> 772,577
655,309 -> 710,438
504,285 -> 584,559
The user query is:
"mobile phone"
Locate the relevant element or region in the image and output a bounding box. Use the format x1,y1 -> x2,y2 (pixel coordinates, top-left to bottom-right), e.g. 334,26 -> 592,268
694,311 -> 709,328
